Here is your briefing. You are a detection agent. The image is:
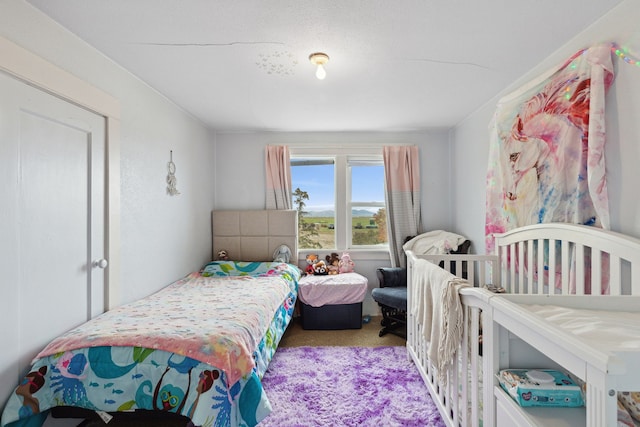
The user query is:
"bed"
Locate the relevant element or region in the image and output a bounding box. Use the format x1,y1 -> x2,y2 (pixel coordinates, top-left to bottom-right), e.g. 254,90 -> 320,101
0,209 -> 300,427
406,223 -> 640,427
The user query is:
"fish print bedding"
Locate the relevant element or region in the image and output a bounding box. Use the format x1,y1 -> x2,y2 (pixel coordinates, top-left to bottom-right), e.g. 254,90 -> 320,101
1,261 -> 300,427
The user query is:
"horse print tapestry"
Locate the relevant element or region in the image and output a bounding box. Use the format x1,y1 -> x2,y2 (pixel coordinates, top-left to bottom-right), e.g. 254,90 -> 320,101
485,44 -> 615,253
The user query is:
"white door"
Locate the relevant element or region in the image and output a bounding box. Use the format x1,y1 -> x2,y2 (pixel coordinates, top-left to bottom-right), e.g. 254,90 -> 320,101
0,71 -> 106,405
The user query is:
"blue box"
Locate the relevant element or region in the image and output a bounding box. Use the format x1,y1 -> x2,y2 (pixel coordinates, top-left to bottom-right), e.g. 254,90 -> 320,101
498,369 -> 584,407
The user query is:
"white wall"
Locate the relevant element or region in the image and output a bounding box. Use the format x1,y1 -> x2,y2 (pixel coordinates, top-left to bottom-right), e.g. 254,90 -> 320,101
215,131 -> 452,227
0,0 -> 216,304
6,0 -> 636,321
451,0 -> 640,252
214,130 -> 452,315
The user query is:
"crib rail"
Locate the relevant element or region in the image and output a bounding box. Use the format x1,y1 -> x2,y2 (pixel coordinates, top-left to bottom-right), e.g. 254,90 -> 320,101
406,251 -> 498,427
416,254 -> 500,289
493,223 -> 640,295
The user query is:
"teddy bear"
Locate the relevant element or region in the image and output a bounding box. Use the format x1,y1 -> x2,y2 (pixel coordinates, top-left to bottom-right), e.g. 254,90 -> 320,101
325,252 -> 340,275
305,254 -> 318,275
338,251 -> 355,274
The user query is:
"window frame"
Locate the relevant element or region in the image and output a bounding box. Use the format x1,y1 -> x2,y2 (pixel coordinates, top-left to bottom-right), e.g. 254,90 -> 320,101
289,146 -> 387,253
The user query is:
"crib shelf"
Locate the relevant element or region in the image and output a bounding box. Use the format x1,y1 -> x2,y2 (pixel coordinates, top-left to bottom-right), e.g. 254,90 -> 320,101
485,294 -> 640,427
495,386 -> 586,427
491,319 -> 589,427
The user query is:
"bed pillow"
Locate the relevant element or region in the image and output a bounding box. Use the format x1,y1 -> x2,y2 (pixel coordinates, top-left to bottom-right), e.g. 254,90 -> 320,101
202,260 -> 300,279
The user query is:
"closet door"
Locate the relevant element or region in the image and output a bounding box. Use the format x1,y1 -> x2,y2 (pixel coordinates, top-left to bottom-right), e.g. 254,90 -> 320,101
0,71 -> 106,403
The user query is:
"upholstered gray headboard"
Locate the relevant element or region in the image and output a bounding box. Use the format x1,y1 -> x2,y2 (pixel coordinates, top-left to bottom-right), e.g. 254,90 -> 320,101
212,210 -> 298,262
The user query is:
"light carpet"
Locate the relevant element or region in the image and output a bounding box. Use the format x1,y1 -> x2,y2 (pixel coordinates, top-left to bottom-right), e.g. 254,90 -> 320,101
259,346 -> 445,427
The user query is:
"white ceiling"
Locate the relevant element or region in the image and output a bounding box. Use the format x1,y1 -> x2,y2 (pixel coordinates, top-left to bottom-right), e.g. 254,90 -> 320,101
26,0 -> 622,133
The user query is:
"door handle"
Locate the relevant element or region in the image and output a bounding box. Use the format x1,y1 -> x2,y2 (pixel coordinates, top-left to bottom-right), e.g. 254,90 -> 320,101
92,259 -> 108,269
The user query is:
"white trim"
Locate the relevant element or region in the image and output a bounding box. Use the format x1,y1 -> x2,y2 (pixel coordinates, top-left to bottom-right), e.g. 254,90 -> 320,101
289,145 -> 382,156
335,155 -> 348,249
1,35 -> 121,310
298,248 -> 390,261
105,119 -> 121,309
0,37 -> 120,119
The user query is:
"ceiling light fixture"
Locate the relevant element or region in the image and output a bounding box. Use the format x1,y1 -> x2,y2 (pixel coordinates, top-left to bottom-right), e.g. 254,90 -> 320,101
309,52 -> 329,80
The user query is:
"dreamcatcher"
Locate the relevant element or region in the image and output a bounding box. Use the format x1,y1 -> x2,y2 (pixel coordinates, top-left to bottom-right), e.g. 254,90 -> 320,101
167,150 -> 180,196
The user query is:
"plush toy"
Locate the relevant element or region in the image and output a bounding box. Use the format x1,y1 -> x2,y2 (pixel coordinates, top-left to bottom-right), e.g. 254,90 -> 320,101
338,251 -> 355,274
305,254 -> 318,275
217,250 -> 229,261
313,260 -> 328,275
325,253 -> 340,275
272,244 -> 292,263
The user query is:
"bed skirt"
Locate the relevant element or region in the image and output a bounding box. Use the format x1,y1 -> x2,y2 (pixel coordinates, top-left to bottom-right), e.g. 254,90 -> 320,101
300,302 -> 362,330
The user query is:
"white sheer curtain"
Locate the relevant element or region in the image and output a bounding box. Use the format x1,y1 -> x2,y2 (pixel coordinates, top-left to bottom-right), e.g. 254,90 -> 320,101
265,145 -> 292,210
383,146 -> 422,267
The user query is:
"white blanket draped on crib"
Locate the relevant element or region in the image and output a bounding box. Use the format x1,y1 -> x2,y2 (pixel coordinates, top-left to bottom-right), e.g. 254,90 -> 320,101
411,258 -> 470,383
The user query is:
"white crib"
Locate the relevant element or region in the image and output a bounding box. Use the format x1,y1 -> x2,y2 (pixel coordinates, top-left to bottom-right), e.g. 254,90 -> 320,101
406,223 -> 640,427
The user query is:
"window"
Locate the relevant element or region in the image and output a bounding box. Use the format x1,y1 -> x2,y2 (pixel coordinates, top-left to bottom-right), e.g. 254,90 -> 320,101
291,158 -> 336,249
349,160 -> 386,248
291,149 -> 387,251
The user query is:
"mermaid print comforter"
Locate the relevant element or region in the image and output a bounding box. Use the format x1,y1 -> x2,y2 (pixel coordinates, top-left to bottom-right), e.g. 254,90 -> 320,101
1,261 -> 300,427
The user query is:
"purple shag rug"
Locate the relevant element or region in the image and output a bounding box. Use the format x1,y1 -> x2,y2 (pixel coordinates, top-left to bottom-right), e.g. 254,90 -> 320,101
259,346 -> 446,427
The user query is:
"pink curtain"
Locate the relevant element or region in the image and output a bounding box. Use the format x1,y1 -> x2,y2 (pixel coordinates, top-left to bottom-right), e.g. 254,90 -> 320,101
383,146 -> 422,267
265,145 -> 292,210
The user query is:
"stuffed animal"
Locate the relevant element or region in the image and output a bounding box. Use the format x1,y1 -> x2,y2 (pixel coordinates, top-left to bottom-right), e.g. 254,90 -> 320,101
313,260 -> 328,275
273,244 -> 292,263
217,250 -> 229,261
305,254 -> 318,275
325,253 -> 340,275
338,251 -> 355,274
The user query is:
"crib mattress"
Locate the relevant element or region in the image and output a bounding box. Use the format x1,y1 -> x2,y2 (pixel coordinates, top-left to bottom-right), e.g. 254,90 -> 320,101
522,304 -> 640,351
298,272 -> 368,306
